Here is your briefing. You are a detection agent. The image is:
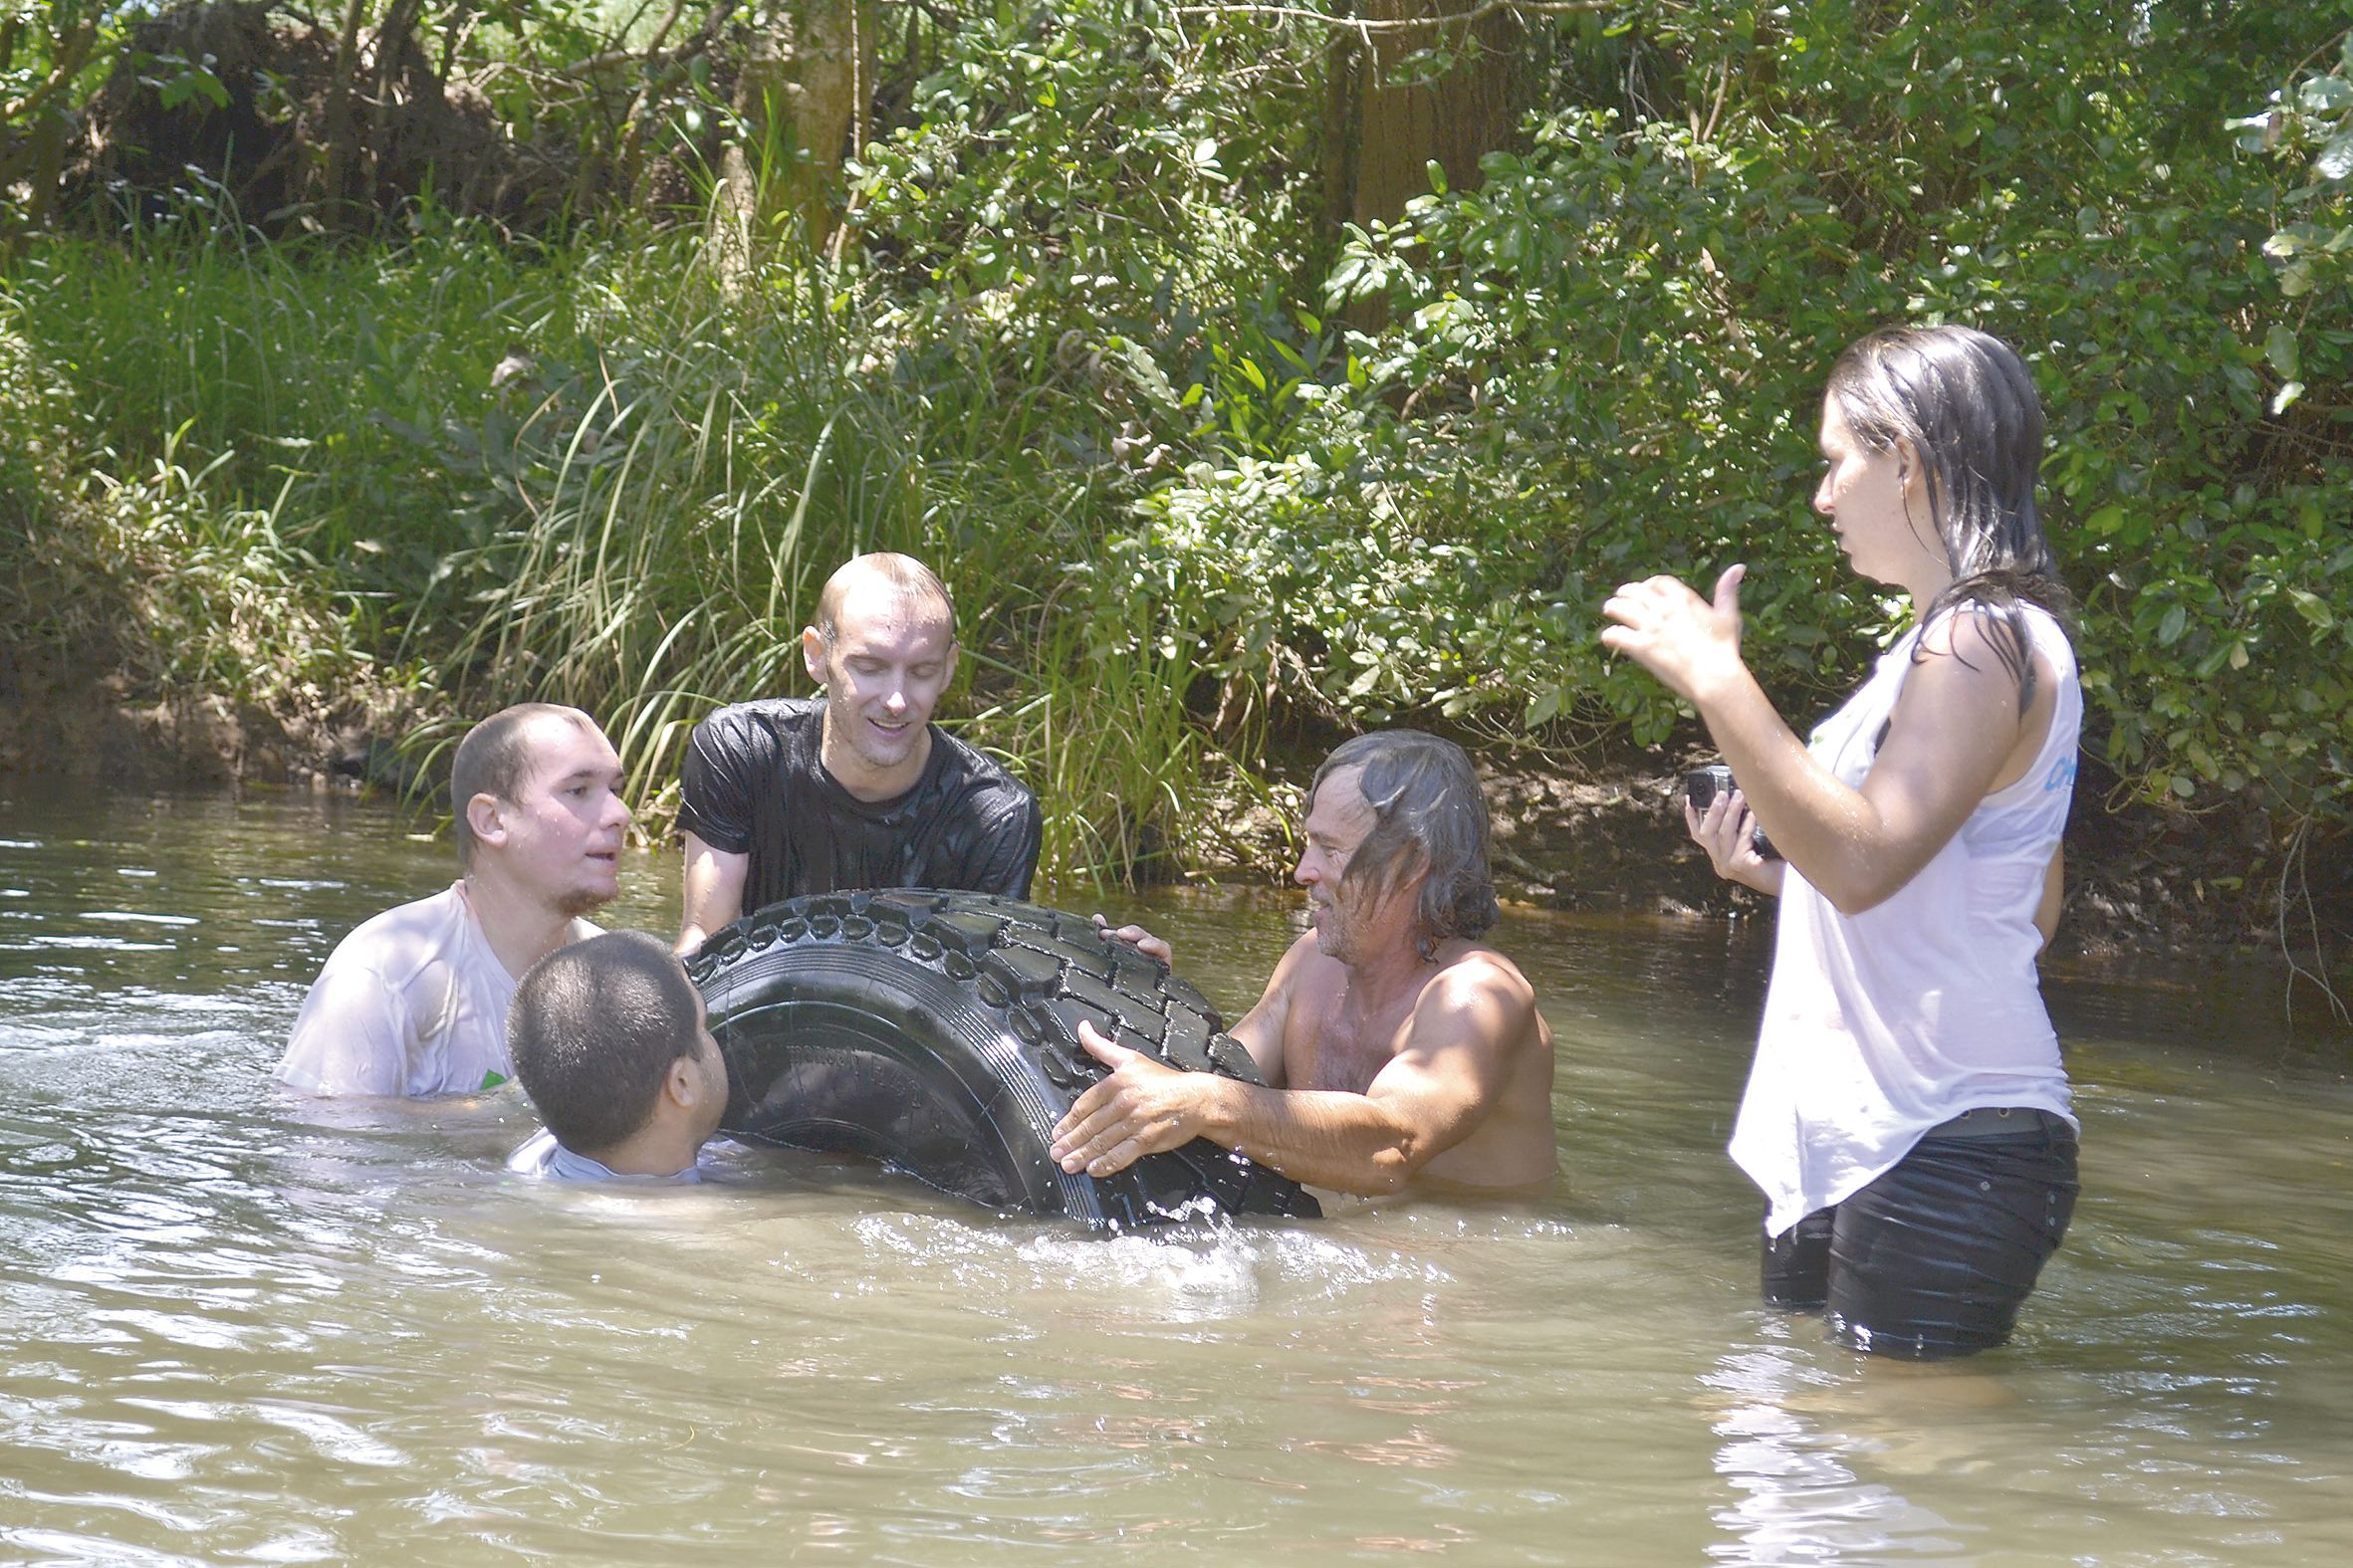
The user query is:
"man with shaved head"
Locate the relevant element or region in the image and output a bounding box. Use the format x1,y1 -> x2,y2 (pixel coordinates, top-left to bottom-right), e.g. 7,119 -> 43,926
674,552 -> 1042,953
278,703 -> 632,1098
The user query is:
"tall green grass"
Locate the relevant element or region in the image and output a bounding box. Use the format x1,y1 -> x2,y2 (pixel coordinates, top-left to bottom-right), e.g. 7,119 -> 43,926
5,213 -> 565,641
1,243 -> 388,729
1,218 -> 1225,887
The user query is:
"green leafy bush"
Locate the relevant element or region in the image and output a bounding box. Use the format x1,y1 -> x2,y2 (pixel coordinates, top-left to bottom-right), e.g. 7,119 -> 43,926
1321,1 -> 2352,830
3,0 -> 2348,901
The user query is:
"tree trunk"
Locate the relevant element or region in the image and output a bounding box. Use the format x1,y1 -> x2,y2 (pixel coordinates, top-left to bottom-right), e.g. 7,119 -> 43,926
20,107 -> 68,239
320,0 -> 372,217
1347,0 -> 1527,228
1,9 -> 101,246
710,0 -> 873,272
367,0 -> 434,209
1314,4 -> 1362,271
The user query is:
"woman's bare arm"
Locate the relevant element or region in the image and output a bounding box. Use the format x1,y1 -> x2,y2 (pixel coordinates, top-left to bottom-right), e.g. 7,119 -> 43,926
1604,569 -> 2043,916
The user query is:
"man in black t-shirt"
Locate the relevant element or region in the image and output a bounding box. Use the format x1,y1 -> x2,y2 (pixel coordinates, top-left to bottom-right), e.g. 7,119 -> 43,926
673,553 -> 1043,954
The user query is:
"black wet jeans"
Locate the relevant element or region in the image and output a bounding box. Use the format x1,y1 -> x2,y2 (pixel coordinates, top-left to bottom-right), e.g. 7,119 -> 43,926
1760,1110 -> 2079,1359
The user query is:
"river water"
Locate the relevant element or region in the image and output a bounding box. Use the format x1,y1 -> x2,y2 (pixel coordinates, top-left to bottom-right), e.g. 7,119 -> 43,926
0,783 -> 2347,1565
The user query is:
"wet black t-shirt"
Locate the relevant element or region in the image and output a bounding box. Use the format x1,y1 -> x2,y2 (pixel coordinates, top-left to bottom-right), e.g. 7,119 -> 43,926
676,698 -> 1042,910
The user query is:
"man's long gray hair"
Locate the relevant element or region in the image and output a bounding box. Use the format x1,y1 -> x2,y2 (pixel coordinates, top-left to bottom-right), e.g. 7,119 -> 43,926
1311,731 -> 1500,959
1826,325 -> 2070,707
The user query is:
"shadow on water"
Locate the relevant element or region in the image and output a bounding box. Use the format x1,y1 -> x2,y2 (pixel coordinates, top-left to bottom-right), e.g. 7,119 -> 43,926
1,781 -> 2349,1564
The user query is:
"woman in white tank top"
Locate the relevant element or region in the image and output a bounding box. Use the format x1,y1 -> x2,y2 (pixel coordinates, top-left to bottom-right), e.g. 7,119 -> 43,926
1601,326 -> 2081,1359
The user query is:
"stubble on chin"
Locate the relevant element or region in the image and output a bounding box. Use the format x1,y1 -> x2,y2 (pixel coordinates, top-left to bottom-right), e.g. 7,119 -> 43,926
1309,906 -> 1353,964
854,716 -> 921,772
555,886 -> 616,920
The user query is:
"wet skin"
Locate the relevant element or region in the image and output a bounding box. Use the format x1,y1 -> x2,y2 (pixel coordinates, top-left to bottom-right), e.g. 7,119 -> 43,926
676,574 -> 959,952
1051,768 -> 1556,1197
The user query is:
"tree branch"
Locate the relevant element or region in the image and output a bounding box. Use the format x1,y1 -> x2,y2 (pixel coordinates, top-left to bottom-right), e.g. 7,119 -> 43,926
568,0 -> 696,77
614,1 -> 742,192
565,0 -> 738,79
1171,0 -> 1607,33
2,18 -> 99,124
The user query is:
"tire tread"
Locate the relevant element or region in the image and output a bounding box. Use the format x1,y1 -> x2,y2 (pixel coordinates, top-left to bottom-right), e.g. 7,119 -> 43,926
687,889 -> 1320,1228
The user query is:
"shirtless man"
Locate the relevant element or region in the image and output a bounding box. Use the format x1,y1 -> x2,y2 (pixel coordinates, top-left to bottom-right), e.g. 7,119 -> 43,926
1050,731 -> 1555,1196
674,553 -> 1041,954
277,703 -> 631,1098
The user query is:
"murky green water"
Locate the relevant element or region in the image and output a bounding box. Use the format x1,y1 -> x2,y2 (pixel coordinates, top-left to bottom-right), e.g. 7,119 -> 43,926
2,783 -> 2348,1564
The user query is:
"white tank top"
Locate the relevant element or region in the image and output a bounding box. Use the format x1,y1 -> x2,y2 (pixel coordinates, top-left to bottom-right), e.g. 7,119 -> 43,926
1729,603 -> 2081,1236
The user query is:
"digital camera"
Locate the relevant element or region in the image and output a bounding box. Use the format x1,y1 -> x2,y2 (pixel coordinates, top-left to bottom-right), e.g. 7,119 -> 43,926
1684,764 -> 1779,860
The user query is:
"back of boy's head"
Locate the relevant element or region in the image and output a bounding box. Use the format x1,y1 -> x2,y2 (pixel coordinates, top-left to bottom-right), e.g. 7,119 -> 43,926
509,929 -> 707,1155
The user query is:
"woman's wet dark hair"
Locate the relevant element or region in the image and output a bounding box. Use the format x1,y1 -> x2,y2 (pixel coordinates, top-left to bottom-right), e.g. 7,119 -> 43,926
1311,731 -> 1500,960
1826,325 -> 2070,706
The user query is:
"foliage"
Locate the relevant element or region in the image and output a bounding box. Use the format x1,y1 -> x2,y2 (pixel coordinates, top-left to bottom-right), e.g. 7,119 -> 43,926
1329,107 -> 1880,746
79,428 -> 382,710
2234,21 -> 2353,323
7,208 -> 584,636
0,3 -> 117,242
0,299 -> 380,729
852,0 -> 1322,322
2,0 -> 2350,907
1120,411 -> 1532,737
1312,1 -> 2353,834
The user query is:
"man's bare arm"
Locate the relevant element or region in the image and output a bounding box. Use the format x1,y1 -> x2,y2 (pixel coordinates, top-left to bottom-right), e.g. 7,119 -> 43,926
676,831 -> 749,954
1049,953 -> 1532,1196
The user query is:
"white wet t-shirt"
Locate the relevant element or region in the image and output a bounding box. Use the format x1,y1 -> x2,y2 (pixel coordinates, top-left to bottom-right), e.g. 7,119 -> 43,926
276,882 -> 597,1098
1730,604 -> 2082,1236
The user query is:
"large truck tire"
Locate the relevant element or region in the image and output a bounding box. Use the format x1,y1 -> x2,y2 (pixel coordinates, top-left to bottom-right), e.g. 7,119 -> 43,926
684,889 -> 1322,1230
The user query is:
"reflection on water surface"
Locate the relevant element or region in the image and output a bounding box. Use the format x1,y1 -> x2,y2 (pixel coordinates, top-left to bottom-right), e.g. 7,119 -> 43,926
1,783 -> 2347,1564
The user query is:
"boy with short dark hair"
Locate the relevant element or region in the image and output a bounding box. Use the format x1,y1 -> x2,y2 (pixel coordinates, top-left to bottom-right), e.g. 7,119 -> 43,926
505,930 -> 728,1183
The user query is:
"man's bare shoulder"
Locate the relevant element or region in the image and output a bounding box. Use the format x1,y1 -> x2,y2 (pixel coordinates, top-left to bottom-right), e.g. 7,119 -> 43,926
1427,939 -> 1538,1007
1406,940 -> 1548,1058
1400,937 -> 1556,1188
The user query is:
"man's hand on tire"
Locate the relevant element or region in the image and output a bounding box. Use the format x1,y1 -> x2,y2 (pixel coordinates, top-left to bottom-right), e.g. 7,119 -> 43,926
1051,1019 -> 1210,1177
1090,912 -> 1172,967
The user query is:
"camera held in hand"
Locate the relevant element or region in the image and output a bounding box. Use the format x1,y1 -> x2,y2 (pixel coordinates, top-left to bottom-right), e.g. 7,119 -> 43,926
1685,764 -> 1779,860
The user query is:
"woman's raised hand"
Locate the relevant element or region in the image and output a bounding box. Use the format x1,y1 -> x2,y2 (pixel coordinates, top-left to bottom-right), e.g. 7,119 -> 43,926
1600,564 -> 1750,708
